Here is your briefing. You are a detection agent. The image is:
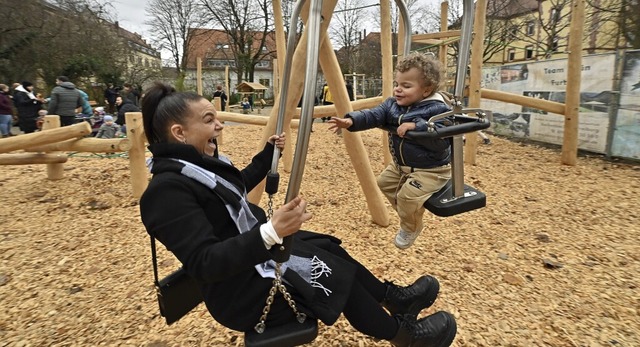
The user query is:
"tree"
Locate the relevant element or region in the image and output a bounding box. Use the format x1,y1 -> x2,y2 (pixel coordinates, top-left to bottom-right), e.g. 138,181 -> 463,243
331,0 -> 367,74
145,0 -> 209,89
587,0 -> 640,49
0,0 -> 127,94
199,0 -> 275,86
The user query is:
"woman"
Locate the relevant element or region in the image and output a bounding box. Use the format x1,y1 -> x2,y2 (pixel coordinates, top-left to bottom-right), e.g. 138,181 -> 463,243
13,81 -> 45,134
139,82 -> 457,346
0,84 -> 14,137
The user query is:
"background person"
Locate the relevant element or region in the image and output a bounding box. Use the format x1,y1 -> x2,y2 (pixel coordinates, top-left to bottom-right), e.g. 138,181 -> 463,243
0,84 -> 15,137
13,81 -> 45,133
48,76 -> 83,126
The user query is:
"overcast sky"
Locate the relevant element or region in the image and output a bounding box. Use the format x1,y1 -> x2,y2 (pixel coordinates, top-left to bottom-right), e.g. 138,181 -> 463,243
109,0 -> 440,53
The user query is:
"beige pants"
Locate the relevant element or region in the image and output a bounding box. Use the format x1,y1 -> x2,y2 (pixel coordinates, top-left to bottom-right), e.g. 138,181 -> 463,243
376,164 -> 451,233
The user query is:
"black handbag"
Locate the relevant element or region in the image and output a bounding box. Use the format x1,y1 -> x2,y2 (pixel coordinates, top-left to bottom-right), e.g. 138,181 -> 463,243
150,236 -> 203,325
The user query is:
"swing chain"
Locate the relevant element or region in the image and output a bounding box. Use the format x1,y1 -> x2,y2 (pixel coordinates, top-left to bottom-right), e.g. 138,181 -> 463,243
267,194 -> 274,220
254,262 -> 307,334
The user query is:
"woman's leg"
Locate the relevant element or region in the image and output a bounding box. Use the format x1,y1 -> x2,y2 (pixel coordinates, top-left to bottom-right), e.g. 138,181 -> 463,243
342,280 -> 398,340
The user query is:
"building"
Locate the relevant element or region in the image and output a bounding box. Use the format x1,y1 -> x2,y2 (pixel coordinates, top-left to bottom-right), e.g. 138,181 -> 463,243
184,29 -> 277,99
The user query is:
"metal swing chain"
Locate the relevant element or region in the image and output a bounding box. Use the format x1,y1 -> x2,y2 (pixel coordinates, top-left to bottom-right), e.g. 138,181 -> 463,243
254,195 -> 307,334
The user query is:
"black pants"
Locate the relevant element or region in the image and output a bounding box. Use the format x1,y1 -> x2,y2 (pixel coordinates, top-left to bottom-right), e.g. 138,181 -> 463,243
267,242 -> 398,341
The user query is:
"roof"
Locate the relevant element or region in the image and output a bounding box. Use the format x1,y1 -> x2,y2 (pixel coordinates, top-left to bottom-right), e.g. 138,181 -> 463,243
236,82 -> 268,91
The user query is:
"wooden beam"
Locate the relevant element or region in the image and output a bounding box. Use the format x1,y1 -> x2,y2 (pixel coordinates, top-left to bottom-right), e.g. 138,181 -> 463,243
0,119 -> 91,154
481,88 -> 566,115
25,137 -> 131,153
412,30 -> 461,41
0,153 -> 68,165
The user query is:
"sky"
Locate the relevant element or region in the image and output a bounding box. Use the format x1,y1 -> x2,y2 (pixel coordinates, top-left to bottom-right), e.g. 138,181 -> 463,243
109,0 -> 441,58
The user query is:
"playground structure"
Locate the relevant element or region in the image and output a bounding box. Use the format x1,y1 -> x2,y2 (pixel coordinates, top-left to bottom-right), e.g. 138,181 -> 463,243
0,0 -> 589,224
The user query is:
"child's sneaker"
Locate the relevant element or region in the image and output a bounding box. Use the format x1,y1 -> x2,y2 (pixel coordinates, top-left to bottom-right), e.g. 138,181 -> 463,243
394,229 -> 422,249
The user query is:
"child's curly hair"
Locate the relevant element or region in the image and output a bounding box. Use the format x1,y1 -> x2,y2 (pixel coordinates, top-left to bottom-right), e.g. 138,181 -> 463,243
395,52 -> 443,93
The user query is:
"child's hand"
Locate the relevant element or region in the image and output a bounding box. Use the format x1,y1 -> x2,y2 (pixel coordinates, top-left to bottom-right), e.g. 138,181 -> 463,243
268,132 -> 286,150
327,117 -> 352,133
397,122 -> 416,137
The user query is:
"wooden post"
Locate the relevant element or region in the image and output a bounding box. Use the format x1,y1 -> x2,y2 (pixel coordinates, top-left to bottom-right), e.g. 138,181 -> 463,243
561,0 -> 585,165
439,1 -> 449,67
197,57 -> 203,96
380,0 -> 393,166
225,66 -> 229,97
319,36 -> 390,227
464,0 -> 488,164
42,116 -> 64,180
212,97 -> 223,145
273,0 -> 286,99
126,112 -> 148,198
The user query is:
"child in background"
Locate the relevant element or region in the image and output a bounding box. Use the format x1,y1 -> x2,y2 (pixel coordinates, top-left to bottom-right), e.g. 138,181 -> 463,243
96,115 -> 120,139
241,97 -> 251,114
36,110 -> 48,131
329,52 -> 452,249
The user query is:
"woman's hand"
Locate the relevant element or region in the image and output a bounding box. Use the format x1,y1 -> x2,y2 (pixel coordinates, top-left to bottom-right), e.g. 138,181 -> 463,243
270,196 -> 312,238
268,132 -> 286,150
327,117 -> 352,133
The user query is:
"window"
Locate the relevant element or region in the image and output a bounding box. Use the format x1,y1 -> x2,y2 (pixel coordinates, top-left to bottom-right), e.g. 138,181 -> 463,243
206,59 -> 236,67
525,45 -> 534,59
255,60 -> 270,68
507,49 -> 516,62
215,44 -> 230,49
526,21 -> 535,36
259,79 -> 270,87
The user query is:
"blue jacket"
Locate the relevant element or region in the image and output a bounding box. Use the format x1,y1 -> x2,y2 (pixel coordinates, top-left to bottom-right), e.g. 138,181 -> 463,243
346,94 -> 452,169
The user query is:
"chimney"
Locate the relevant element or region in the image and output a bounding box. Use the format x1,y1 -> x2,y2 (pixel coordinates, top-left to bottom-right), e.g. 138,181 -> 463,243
115,21 -> 119,28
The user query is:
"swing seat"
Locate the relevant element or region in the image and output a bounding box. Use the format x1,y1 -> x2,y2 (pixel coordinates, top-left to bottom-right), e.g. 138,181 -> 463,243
244,318 -> 319,347
425,180 -> 486,217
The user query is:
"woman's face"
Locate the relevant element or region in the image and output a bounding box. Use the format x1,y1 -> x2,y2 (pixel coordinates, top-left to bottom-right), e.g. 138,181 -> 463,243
179,98 -> 224,157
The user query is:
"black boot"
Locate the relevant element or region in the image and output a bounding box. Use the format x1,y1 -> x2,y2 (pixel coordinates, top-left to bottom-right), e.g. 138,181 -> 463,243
383,275 -> 440,316
390,312 -> 457,347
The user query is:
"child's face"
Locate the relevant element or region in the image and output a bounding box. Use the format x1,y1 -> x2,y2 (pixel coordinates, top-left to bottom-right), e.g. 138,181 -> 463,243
393,67 -> 434,107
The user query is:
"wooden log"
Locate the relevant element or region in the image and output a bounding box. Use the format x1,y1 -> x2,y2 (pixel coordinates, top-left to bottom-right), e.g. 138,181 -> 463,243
480,88 -> 566,115
0,153 -> 68,165
0,119 -> 91,154
561,0 -> 585,166
381,0 -> 393,166
465,0 -> 488,165
217,112 -> 301,127
247,0 -> 338,204
42,116 -> 65,180
25,137 -> 131,153
412,30 -> 461,41
126,112 -> 148,199
319,35 -> 390,227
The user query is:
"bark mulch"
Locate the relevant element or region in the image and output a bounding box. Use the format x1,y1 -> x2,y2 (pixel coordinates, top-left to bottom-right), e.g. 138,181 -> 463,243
1,122 -> 638,346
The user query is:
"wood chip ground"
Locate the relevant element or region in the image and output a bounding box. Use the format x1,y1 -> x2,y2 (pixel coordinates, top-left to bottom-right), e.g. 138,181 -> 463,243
1,122 -> 638,346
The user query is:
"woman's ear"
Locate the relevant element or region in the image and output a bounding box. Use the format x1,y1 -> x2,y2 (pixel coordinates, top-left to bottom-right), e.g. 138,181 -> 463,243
169,124 -> 186,144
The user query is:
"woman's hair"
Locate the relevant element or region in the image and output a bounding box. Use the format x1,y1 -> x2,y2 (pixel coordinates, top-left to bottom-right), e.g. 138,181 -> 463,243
141,82 -> 205,144
395,52 -> 443,92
